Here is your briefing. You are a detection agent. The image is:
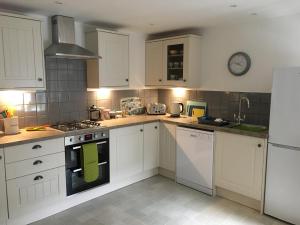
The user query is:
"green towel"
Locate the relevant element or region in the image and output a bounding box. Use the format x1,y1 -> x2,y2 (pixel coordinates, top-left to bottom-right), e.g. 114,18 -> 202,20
81,143 -> 99,183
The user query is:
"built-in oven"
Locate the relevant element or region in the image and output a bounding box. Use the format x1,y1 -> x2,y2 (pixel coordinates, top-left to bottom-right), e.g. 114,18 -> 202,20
65,130 -> 109,196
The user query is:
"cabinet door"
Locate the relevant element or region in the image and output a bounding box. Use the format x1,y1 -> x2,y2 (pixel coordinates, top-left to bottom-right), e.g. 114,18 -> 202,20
0,15 -> 45,89
6,167 -> 66,218
163,37 -> 189,87
145,41 -> 163,86
144,122 -> 159,170
0,150 -> 8,225
159,123 -> 176,172
215,132 -> 266,200
98,31 -> 129,87
110,125 -> 144,182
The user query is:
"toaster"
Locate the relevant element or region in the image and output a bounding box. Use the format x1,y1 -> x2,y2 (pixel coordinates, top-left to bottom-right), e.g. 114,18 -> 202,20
147,103 -> 167,115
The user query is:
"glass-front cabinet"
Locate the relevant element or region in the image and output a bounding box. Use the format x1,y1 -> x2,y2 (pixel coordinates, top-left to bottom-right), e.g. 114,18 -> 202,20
145,35 -> 201,87
164,38 -> 188,86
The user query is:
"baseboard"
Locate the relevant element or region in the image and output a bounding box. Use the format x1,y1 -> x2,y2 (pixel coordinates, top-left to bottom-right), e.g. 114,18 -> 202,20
216,187 -> 261,211
158,167 -> 175,180
7,168 -> 158,225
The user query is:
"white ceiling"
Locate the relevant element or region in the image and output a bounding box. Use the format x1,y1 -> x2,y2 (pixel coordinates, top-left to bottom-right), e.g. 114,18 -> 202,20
1,0 -> 300,33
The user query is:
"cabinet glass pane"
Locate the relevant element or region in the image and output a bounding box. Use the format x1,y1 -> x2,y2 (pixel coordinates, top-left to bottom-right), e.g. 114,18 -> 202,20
167,44 -> 184,81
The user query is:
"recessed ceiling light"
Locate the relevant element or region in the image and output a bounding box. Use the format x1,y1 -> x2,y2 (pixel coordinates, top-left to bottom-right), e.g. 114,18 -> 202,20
229,4 -> 238,8
54,1 -> 63,5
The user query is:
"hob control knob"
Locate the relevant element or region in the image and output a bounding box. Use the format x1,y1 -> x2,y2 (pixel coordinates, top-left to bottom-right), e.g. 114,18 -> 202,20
102,133 -> 106,137
94,134 -> 99,139
69,138 -> 73,142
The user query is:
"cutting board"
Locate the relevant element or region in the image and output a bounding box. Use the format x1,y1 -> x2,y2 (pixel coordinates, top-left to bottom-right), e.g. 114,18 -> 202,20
186,100 -> 207,117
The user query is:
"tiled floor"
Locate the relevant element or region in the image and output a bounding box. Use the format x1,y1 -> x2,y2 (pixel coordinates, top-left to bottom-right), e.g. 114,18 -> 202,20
31,176 -> 287,225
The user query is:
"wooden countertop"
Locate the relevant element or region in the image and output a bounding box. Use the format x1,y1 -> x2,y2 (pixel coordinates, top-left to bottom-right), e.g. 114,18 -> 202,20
0,115 -> 268,148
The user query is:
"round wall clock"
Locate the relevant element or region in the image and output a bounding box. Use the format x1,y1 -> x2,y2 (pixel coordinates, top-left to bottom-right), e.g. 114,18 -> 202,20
228,52 -> 251,76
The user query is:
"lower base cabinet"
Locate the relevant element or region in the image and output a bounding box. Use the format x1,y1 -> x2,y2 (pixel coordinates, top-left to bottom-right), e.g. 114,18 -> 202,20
6,166 -> 66,219
215,131 -> 266,201
110,125 -> 144,182
0,149 -> 8,225
143,122 -> 159,171
159,123 -> 176,173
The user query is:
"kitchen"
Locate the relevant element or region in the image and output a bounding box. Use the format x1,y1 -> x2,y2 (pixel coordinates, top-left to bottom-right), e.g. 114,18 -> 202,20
0,1 -> 299,225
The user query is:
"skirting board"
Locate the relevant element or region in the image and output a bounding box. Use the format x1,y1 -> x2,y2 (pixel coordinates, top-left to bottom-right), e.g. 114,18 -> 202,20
7,168 -> 158,225
158,167 -> 175,180
216,187 -> 261,212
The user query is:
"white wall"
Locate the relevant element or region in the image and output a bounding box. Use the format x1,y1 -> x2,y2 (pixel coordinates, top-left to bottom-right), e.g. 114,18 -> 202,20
200,14 -> 300,93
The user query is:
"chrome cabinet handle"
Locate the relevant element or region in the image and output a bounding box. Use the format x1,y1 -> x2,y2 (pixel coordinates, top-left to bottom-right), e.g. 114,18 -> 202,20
32,145 -> 42,150
34,175 -> 43,181
33,160 -> 43,165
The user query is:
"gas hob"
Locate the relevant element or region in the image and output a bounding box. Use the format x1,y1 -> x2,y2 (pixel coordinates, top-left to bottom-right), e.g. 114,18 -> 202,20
51,120 -> 104,132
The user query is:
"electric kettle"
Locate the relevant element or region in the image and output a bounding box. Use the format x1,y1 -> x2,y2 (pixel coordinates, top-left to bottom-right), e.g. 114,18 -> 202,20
170,102 -> 184,117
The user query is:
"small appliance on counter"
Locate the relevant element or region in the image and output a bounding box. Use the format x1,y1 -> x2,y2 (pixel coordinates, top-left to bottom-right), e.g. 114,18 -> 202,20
170,102 -> 184,117
88,105 -> 101,121
146,103 -> 167,115
198,116 -> 229,127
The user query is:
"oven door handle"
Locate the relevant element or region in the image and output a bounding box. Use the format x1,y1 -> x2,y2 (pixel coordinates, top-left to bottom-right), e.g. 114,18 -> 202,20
72,161 -> 108,173
71,141 -> 107,150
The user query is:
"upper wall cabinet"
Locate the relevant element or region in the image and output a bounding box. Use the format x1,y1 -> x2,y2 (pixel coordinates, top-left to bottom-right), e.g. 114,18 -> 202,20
0,13 -> 45,89
86,29 -> 129,88
145,35 -> 201,87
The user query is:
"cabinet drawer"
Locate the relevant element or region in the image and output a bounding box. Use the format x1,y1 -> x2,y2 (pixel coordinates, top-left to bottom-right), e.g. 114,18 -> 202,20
4,138 -> 64,163
7,166 -> 66,218
6,152 -> 65,180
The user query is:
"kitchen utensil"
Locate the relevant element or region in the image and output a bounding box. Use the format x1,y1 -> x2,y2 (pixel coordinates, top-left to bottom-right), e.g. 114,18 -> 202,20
147,103 -> 167,115
89,105 -> 101,121
170,102 -> 184,117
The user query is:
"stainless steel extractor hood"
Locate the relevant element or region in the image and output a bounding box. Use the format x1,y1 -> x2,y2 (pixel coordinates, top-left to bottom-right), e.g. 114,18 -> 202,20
45,15 -> 99,59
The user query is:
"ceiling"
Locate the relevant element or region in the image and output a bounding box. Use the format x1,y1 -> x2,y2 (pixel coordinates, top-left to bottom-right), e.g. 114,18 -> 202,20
0,0 -> 300,33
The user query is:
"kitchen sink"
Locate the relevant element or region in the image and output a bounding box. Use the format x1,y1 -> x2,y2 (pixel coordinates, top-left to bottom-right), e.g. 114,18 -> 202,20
227,123 -> 268,132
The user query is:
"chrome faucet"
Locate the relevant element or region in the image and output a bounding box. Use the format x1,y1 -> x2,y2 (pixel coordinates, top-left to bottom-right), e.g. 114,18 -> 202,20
234,96 -> 250,125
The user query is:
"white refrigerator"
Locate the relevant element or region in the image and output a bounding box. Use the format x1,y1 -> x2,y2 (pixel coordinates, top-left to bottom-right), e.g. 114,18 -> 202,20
265,68 -> 300,224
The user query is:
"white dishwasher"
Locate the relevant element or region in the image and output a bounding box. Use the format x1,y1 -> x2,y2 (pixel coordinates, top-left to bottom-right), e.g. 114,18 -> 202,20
176,126 -> 214,195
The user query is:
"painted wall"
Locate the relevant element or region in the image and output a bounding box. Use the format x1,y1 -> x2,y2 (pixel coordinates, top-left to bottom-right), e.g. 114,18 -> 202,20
199,14 -> 300,93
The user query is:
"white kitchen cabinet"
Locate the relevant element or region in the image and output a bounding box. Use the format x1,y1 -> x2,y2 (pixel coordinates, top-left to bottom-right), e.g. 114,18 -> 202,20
145,41 -> 163,86
110,125 -> 144,182
86,29 -> 129,88
159,123 -> 176,173
143,122 -> 159,171
215,132 -> 266,200
145,35 -> 201,87
0,149 -> 7,225
6,166 -> 66,218
0,13 -> 45,89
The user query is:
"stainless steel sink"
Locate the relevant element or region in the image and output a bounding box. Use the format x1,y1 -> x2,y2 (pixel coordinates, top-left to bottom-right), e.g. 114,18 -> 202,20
226,123 -> 268,132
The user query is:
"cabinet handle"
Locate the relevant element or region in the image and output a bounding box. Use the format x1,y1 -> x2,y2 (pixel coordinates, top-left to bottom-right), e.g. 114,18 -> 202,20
140,129 -> 143,132
33,160 -> 43,165
125,78 -> 129,82
34,175 -> 43,181
154,126 -> 158,129
258,144 -> 262,148
158,79 -> 162,82
37,78 -> 43,82
183,79 -> 187,82
190,134 -> 197,138
0,155 -> 2,160
32,144 -> 42,150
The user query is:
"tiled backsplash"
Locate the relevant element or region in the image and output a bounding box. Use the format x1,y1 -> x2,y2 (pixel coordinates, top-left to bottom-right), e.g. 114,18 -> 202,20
0,58 -> 158,130
0,58 -> 270,130
158,89 -> 271,126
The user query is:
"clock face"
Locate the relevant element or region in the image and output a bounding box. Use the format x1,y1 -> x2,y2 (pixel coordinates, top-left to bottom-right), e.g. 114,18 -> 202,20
228,52 -> 251,76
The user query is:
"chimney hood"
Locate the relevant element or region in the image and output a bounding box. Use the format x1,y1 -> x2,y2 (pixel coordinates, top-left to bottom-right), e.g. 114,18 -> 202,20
45,15 -> 99,59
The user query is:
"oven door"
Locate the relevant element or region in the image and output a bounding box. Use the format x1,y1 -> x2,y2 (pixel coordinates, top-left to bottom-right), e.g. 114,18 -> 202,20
65,139 -> 109,196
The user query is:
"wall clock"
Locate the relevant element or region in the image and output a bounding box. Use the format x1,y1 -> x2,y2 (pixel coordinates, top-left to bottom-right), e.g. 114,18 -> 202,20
228,52 -> 251,76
